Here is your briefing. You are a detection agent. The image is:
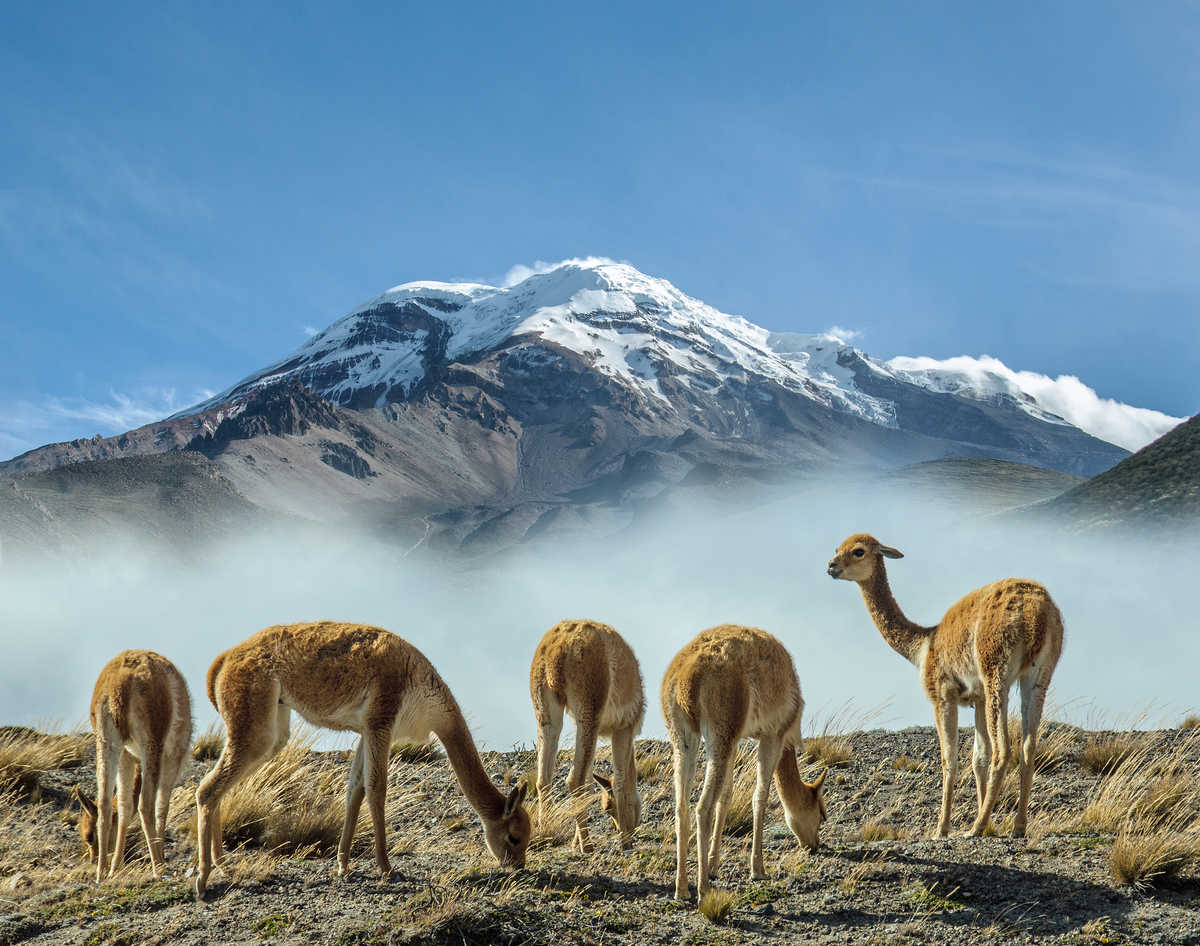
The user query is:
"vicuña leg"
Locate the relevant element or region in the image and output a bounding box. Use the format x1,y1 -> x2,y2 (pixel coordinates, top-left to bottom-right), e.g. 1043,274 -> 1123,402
971,702 -> 991,814
362,724 -> 393,879
110,750 -> 137,875
567,709 -> 599,853
338,736 -> 366,876
94,735 -> 121,883
534,689 -> 564,829
670,721 -> 700,901
195,682 -> 281,898
751,734 -> 783,880
1015,672 -> 1049,837
707,776 -> 734,874
138,743 -> 163,877
968,684 -> 1010,836
696,729 -> 736,899
933,699 -> 959,838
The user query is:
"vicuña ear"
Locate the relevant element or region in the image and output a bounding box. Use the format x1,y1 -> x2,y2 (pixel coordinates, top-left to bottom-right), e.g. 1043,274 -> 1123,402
73,786 -> 98,817
878,545 -> 904,559
809,769 -> 828,792
592,771 -> 613,791
504,780 -> 528,816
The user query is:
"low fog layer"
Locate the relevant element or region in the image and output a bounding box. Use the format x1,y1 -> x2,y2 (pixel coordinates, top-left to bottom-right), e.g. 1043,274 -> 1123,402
0,481 -> 1192,750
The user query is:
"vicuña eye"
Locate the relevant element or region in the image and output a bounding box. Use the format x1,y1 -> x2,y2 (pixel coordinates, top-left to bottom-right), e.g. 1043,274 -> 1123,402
853,549 -> 865,558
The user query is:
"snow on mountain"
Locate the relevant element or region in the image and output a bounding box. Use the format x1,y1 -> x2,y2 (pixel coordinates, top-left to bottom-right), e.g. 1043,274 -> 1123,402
882,354 -> 1184,452
183,257 -> 1180,452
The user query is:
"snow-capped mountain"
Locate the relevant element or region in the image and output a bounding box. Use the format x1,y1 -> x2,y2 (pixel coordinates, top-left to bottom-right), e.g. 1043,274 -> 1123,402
4,257 -> 1182,555
180,257 -> 1177,456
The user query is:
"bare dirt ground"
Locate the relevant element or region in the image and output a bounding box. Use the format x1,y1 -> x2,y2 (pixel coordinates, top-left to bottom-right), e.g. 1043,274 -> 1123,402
3,723 -> 1200,946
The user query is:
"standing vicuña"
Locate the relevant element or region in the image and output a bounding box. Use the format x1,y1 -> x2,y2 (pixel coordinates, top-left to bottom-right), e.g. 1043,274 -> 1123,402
827,534 -> 1064,838
662,625 -> 826,901
195,621 -> 531,898
529,619 -> 645,851
82,650 -> 192,882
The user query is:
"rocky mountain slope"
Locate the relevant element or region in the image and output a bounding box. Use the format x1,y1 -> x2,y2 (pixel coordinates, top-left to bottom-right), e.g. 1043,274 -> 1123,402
1037,411 -> 1200,532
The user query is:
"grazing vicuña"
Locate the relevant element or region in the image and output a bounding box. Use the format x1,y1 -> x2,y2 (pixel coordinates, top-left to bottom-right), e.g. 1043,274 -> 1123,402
81,650 -> 192,882
194,621 -> 530,898
662,624 -> 826,901
530,619 -> 645,850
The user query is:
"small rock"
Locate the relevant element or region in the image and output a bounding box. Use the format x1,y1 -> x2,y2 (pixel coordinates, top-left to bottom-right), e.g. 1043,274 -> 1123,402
8,873 -> 30,890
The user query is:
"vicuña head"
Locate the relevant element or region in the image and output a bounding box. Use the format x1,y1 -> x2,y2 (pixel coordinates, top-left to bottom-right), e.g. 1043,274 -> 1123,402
827,532 -> 1063,839
73,767 -> 143,863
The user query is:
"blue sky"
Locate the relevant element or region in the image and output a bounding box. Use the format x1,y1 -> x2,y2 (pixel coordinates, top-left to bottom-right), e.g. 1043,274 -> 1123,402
1,1 -> 1197,459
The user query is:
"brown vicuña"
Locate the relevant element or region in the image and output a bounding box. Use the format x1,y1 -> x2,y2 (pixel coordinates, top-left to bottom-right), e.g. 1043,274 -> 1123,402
82,650 -> 192,882
194,621 -> 531,899
828,533 -> 1064,838
662,625 -> 826,901
529,619 -> 645,851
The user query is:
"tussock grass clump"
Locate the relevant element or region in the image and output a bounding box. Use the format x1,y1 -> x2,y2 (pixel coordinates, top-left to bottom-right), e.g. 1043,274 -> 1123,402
635,743 -> 669,783
698,889 -> 735,924
892,753 -> 922,773
860,822 -> 908,842
0,727 -> 90,797
1181,715 -> 1200,730
192,722 -> 224,762
183,733 -> 345,856
1080,733 -> 1143,776
801,703 -> 876,769
390,740 -> 443,764
1110,830 -> 1199,889
801,735 -> 853,768
529,791 -> 593,850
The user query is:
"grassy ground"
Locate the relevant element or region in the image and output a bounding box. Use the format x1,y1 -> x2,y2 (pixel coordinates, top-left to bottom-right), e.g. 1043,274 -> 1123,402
3,721 -> 1200,945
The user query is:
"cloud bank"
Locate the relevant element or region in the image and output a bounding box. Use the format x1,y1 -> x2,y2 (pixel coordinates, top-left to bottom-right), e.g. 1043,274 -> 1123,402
887,354 -> 1184,452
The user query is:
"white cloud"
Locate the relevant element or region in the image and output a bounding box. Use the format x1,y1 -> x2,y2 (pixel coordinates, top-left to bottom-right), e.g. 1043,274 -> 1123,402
303,325 -> 320,337
499,256 -> 622,288
826,325 -> 863,343
887,354 -> 1185,452
0,387 -> 209,461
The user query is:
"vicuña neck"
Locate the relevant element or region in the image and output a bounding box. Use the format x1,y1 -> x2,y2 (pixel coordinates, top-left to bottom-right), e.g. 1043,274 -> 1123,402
435,707 -> 505,821
858,567 -> 932,665
774,745 -> 809,820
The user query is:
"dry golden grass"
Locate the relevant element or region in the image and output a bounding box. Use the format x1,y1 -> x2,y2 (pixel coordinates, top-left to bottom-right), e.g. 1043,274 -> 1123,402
191,722 -> 224,762
528,790 -> 594,850
698,888 -> 736,924
1110,830 -> 1200,889
1181,715 -> 1200,730
635,743 -> 669,783
0,728 -> 89,797
860,822 -> 908,841
891,753 -> 922,773
1080,733 -> 1144,776
839,850 -> 888,893
801,734 -> 853,768
177,732 -> 345,856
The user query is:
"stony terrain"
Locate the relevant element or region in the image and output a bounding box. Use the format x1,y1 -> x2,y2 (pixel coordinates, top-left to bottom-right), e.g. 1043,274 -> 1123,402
3,721 -> 1200,946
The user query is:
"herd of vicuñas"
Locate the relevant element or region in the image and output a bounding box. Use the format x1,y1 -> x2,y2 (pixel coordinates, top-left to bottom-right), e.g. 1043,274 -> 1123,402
70,533 -> 1063,910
